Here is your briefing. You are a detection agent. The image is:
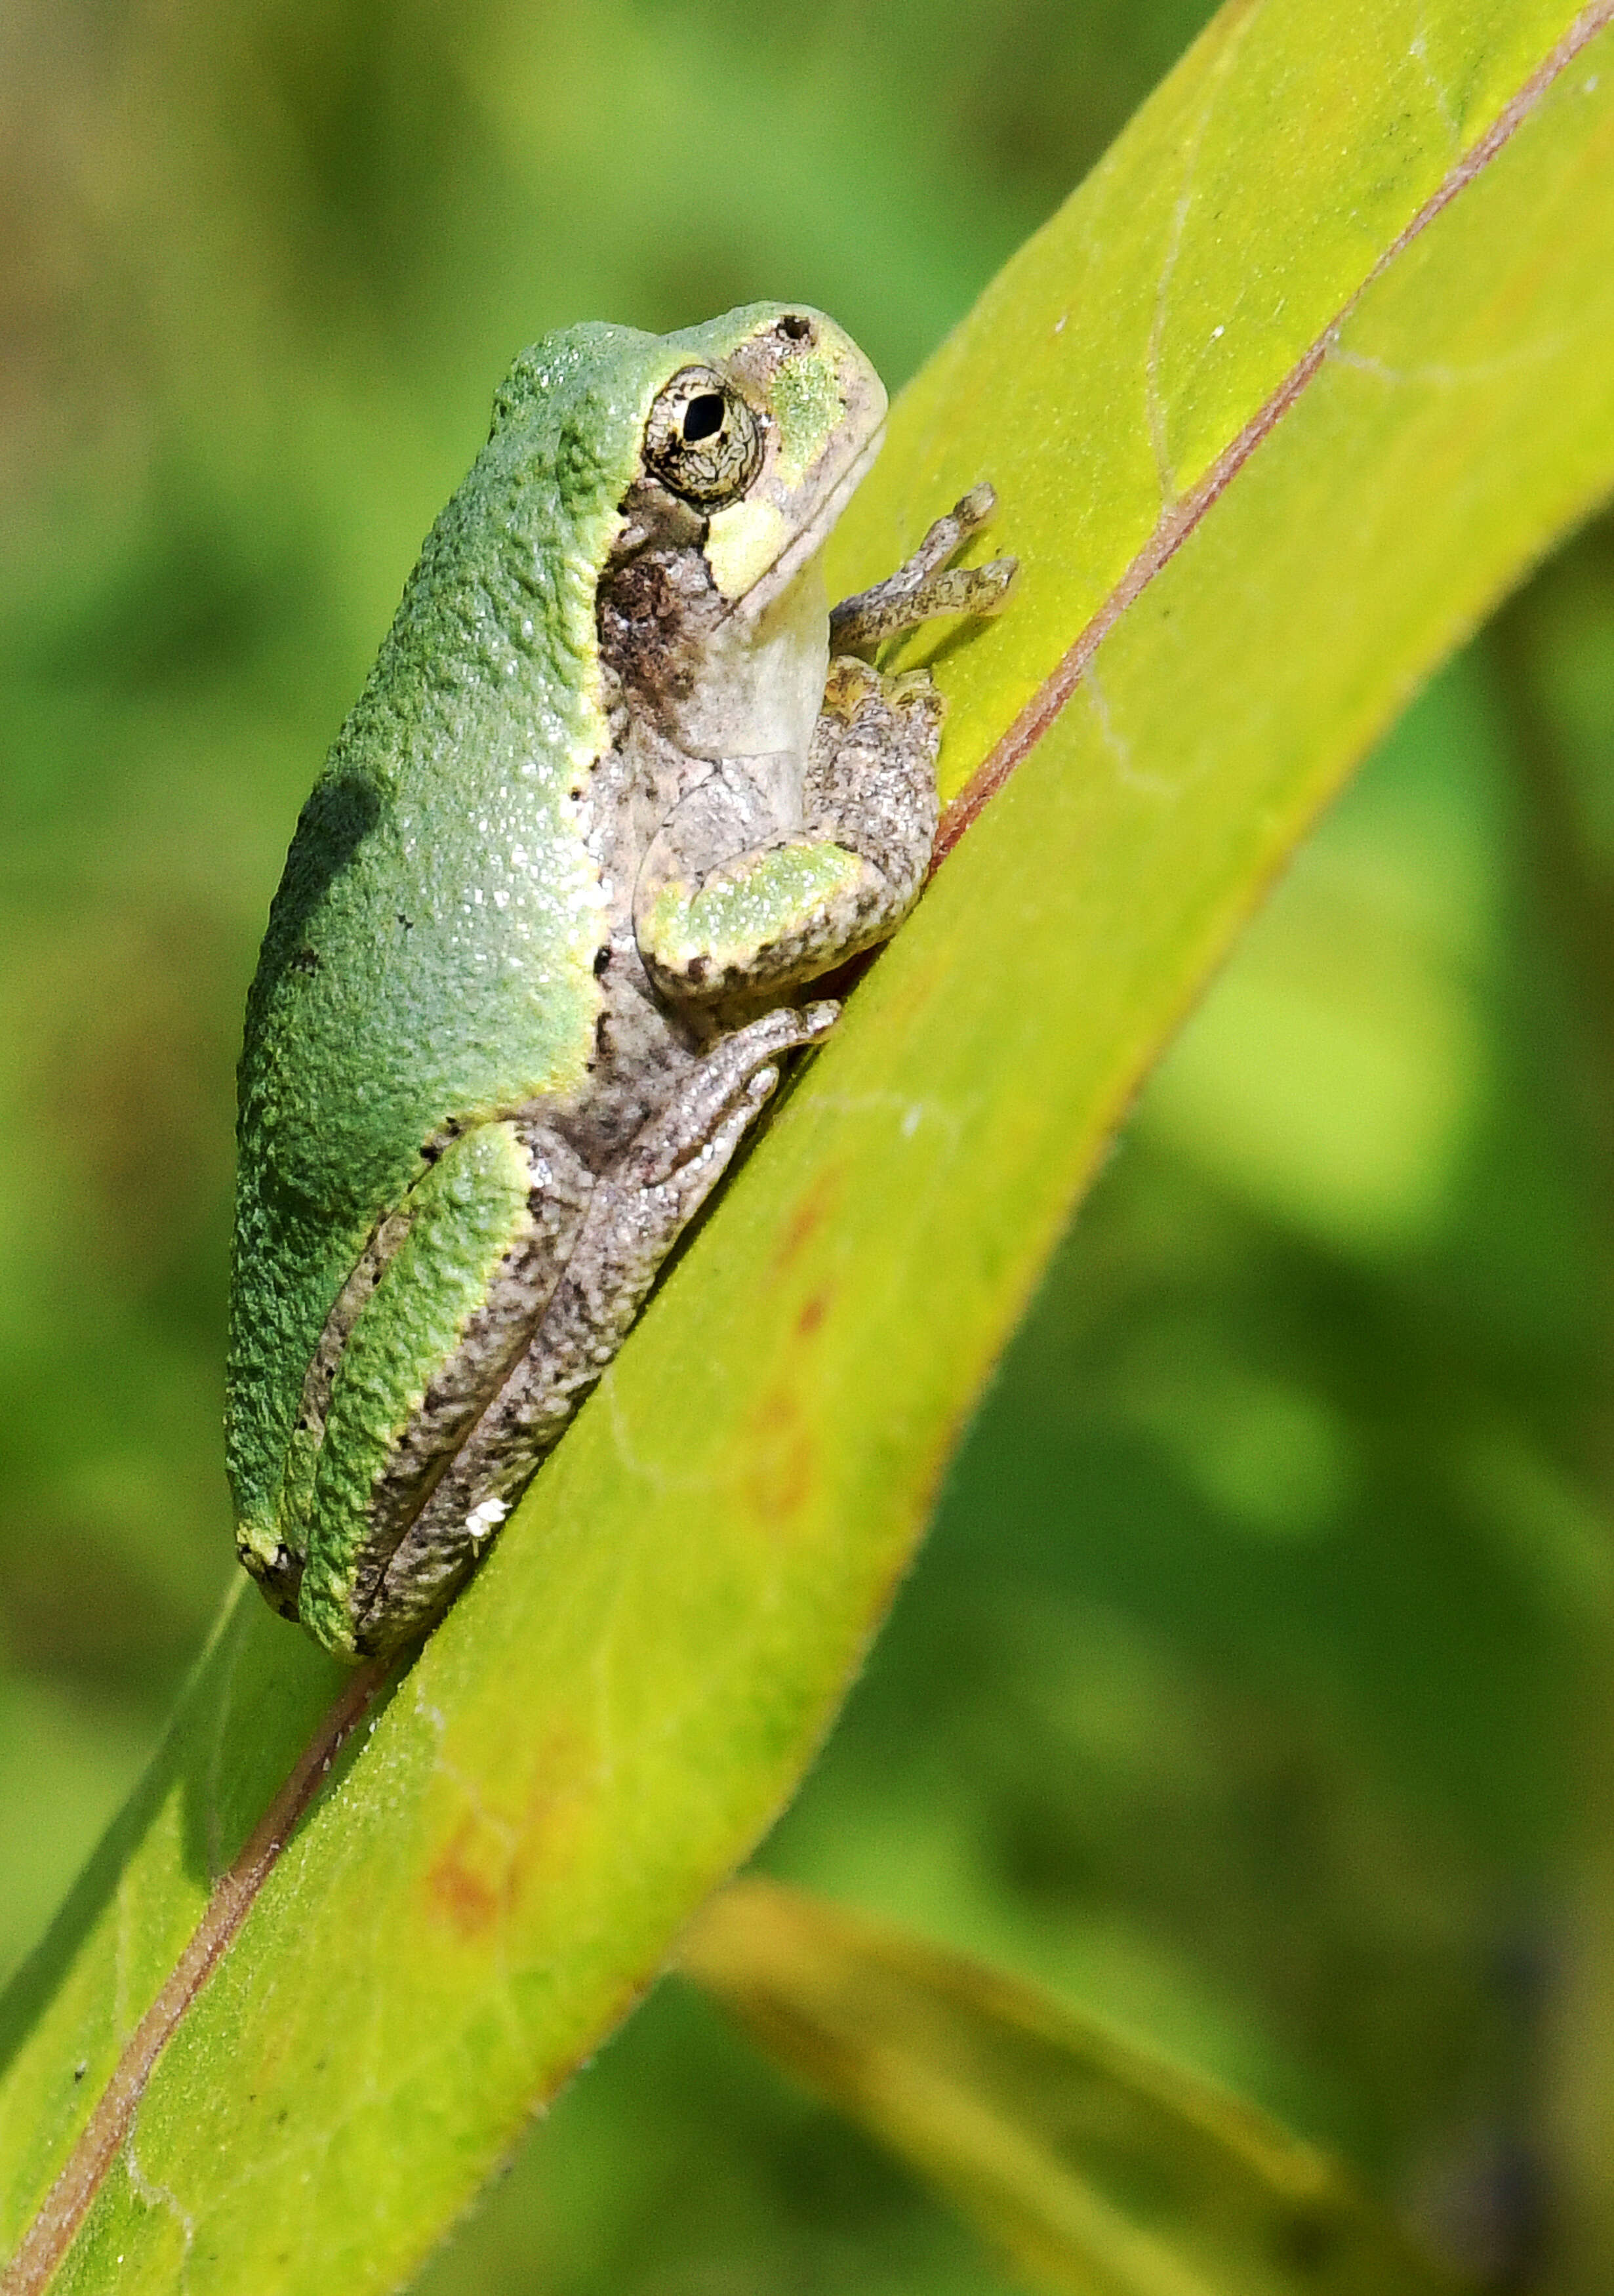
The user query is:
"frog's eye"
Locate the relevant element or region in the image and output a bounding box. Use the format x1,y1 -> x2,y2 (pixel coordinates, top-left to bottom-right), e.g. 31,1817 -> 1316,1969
643,367 -> 763,506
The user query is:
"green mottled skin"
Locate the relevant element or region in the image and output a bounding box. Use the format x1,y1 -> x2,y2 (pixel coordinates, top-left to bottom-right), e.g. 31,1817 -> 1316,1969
227,310 -> 797,1575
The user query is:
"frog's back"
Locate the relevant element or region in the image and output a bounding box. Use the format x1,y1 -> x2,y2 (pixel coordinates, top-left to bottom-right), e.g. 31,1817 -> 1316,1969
228,322 -> 674,1539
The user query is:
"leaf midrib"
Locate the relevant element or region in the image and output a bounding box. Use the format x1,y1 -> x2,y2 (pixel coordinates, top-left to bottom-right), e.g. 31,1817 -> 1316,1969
934,0 -> 1614,863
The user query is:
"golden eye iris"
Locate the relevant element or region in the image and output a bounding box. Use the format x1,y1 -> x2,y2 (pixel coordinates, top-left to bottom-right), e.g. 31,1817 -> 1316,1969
643,367 -> 763,506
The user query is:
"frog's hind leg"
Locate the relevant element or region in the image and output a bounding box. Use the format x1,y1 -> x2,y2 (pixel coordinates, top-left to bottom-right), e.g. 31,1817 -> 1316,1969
355,999 -> 836,1653
298,1118 -> 594,1659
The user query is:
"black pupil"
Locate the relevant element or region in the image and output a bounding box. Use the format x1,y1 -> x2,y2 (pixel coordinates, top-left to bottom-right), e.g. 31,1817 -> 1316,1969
682,393 -> 727,444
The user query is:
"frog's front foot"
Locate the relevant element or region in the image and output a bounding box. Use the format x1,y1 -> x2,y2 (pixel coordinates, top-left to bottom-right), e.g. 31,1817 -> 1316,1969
828,484 -> 1019,659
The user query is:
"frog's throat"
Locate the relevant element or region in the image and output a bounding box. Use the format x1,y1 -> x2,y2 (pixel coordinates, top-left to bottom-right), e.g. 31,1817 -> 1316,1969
721,421 -> 885,628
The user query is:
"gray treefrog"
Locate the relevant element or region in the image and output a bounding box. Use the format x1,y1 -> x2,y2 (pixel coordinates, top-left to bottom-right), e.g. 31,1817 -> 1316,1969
227,303 -> 1015,1662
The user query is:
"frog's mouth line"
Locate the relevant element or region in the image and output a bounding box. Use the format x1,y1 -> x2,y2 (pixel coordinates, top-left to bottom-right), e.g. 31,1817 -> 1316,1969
725,420 -> 887,626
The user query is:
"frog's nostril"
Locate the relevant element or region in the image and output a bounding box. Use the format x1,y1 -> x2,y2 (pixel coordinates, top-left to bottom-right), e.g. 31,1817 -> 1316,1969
777,313 -> 812,342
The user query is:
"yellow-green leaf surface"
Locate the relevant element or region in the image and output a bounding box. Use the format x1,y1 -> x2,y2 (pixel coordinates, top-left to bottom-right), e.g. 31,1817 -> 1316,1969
682,1881 -> 1453,2296
5,2 -> 1614,2289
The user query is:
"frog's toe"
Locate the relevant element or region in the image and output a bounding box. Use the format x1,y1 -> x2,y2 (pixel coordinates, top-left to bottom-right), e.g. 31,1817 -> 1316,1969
958,554 -> 1018,615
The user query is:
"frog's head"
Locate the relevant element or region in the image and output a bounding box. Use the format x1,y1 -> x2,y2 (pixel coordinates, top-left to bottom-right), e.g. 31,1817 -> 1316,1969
639,304 -> 887,622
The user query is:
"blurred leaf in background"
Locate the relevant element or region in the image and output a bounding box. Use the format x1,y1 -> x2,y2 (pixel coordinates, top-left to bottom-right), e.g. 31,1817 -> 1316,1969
1,2 -> 1610,2292
679,1878 -> 1455,2296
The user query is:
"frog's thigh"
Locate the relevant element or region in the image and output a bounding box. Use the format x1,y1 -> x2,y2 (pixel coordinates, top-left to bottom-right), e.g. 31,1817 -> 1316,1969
635,663 -> 942,1005
298,1118 -> 592,1660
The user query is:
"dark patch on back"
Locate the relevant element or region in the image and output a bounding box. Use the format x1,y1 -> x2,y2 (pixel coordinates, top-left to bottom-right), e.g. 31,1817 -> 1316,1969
247,768 -> 383,1021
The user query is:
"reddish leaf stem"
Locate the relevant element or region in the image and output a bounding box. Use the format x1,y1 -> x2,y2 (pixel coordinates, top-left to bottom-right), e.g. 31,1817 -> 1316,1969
933,0 -> 1614,867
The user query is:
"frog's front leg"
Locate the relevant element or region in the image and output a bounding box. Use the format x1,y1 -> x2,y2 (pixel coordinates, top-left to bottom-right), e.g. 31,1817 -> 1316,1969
635,488 -> 1016,1008
826,483 -> 1017,659
340,1000 -> 836,1658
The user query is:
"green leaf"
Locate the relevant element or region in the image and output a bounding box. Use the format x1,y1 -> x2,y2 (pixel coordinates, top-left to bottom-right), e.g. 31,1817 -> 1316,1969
680,1879 -> 1457,2296
6,3 -> 1614,2289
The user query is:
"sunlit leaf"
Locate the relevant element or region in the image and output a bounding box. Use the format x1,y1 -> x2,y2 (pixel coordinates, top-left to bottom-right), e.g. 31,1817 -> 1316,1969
4,3 -> 1614,2289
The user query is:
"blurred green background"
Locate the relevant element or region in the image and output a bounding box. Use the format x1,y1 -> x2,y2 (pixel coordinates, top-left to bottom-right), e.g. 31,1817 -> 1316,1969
4,1 -> 1614,2289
